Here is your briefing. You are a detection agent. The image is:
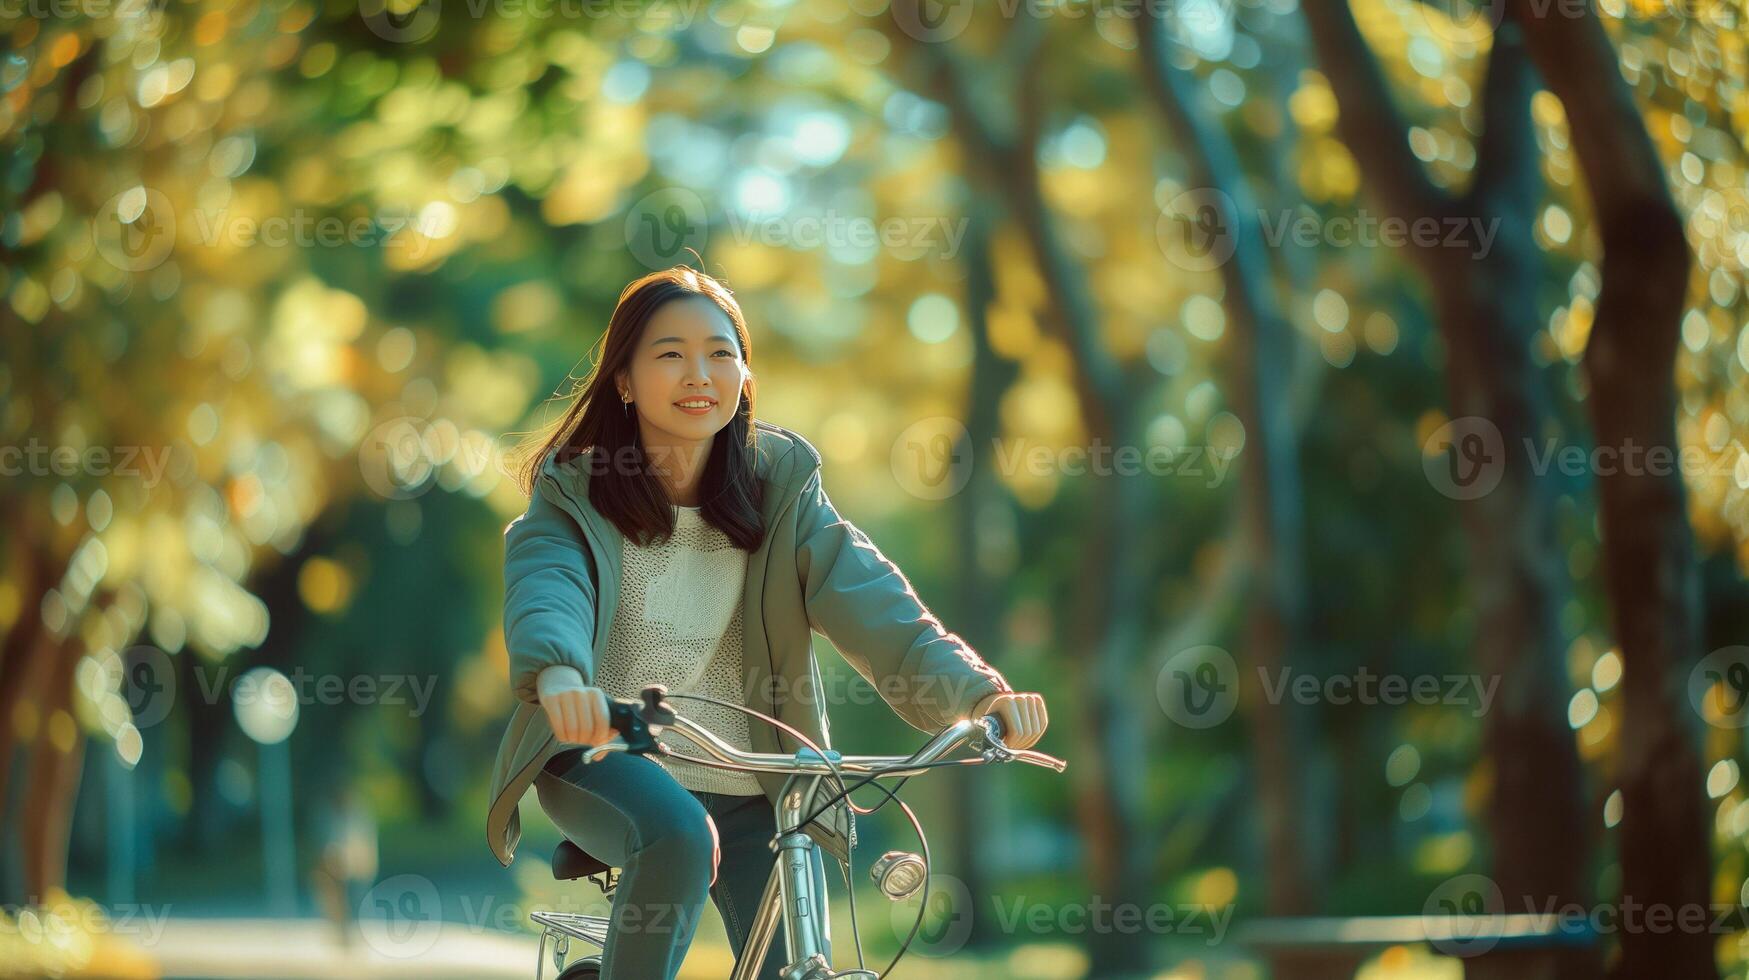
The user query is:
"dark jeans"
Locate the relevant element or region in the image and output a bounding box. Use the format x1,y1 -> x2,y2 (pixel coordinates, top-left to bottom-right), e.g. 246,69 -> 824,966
535,750 -> 833,980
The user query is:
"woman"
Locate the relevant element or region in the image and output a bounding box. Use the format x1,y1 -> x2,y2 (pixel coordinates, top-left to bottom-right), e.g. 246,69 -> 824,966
485,265 -> 1049,979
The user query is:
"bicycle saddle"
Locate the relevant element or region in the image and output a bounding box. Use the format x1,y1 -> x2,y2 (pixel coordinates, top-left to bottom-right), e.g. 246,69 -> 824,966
552,840 -> 612,882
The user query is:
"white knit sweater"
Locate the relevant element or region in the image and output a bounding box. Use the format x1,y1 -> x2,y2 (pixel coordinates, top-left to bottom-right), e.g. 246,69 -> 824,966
539,503 -> 763,796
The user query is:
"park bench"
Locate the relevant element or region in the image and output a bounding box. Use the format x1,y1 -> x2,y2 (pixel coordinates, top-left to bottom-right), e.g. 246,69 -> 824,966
1237,914 -> 1597,979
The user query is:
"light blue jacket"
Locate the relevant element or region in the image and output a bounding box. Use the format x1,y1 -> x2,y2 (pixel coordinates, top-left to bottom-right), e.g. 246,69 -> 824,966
486,420 -> 1012,866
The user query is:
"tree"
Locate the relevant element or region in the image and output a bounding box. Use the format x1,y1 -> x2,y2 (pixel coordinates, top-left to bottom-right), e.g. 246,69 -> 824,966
944,192 -> 1027,949
1299,7 -> 1595,973
1137,5 -> 1321,917
884,14 -> 1167,976
1508,4 -> 1710,976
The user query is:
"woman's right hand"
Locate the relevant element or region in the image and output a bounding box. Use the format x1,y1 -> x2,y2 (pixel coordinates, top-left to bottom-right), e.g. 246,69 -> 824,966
536,667 -> 616,746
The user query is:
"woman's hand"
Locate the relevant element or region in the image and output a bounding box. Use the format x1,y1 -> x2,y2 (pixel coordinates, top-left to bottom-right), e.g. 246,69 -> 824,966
536,667 -> 616,746
969,691 -> 1049,750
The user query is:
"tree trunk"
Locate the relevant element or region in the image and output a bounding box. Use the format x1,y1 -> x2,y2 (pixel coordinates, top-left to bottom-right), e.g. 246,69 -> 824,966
883,18 -> 1158,974
1300,12 -> 1594,974
1431,263 -> 1592,976
20,639 -> 87,900
1136,10 -> 1318,916
1509,6 -> 1709,977
948,195 -> 1022,950
999,108 -> 1158,980
0,549 -> 57,818
1430,37 -> 1595,979
0,548 -> 58,907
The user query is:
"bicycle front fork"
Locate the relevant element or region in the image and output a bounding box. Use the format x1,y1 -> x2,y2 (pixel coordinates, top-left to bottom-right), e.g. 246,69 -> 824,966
730,780 -> 838,980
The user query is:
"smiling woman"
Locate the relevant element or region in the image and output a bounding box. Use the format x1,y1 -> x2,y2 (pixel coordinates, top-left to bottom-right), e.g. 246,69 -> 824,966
616,299 -> 751,504
494,263 -> 1047,979
509,266 -> 766,552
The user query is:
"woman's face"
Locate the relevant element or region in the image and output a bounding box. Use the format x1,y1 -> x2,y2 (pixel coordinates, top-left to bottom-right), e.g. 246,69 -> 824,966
617,296 -> 746,446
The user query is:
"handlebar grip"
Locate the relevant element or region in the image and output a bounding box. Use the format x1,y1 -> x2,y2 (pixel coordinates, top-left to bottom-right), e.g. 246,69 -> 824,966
601,684 -> 677,756
606,699 -> 661,755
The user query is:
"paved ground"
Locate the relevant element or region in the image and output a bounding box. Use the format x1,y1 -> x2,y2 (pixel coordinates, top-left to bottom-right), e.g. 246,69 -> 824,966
32,914 -> 1272,979
144,917 -> 745,979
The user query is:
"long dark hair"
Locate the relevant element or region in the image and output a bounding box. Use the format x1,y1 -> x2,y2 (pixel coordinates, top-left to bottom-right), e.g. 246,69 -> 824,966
508,266 -> 765,551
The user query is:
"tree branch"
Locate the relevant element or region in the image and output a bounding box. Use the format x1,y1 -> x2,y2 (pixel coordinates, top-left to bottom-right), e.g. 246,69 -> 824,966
1299,1 -> 1449,220
889,18 -> 1132,426
1005,13 -> 1049,155
1507,4 -> 1689,339
1467,23 -> 1540,219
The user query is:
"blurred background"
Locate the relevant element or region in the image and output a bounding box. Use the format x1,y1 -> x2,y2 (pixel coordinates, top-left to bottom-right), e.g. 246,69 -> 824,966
3,0 -> 1749,977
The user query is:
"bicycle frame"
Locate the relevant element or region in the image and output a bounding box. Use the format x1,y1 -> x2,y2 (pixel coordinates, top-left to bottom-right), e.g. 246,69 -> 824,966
729,772 -> 837,980
543,705 -> 1065,980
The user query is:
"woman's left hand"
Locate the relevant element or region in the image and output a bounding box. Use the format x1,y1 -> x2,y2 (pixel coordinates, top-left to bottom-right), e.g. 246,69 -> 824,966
969,691 -> 1049,750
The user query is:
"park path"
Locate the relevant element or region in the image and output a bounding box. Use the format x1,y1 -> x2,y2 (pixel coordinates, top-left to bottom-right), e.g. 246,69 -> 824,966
141,917 -> 736,979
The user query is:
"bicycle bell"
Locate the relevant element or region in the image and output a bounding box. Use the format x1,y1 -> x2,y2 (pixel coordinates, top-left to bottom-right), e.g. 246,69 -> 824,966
868,850 -> 927,901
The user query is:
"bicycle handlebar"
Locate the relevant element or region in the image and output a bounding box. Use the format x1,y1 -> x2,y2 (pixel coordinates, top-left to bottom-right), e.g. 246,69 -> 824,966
568,684 -> 1064,980
575,684 -> 1068,777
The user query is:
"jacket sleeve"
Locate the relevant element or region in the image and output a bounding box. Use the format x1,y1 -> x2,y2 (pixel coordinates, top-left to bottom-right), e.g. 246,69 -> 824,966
794,468 -> 1011,734
504,478 -> 597,704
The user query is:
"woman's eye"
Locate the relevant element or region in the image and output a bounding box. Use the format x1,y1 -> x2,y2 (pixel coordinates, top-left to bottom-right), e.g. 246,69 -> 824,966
656,349 -> 735,358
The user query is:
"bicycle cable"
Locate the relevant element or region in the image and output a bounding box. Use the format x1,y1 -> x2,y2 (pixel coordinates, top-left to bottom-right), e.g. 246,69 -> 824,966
659,693 -> 873,972
795,757 -> 976,828
798,761 -> 946,978
656,692 -> 959,979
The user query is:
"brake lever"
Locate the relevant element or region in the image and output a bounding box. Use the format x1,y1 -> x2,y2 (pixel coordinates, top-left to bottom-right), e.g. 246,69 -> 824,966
974,715 -> 1016,763
581,736 -> 629,764
973,715 -> 1067,771
1013,748 -> 1069,772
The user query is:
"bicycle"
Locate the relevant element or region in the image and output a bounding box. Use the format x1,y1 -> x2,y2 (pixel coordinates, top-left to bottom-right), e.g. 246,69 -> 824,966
527,684 -> 1068,980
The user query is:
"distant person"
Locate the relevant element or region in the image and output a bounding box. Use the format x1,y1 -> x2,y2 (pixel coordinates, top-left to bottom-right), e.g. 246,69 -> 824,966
312,786 -> 377,949
484,265 -> 1048,979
